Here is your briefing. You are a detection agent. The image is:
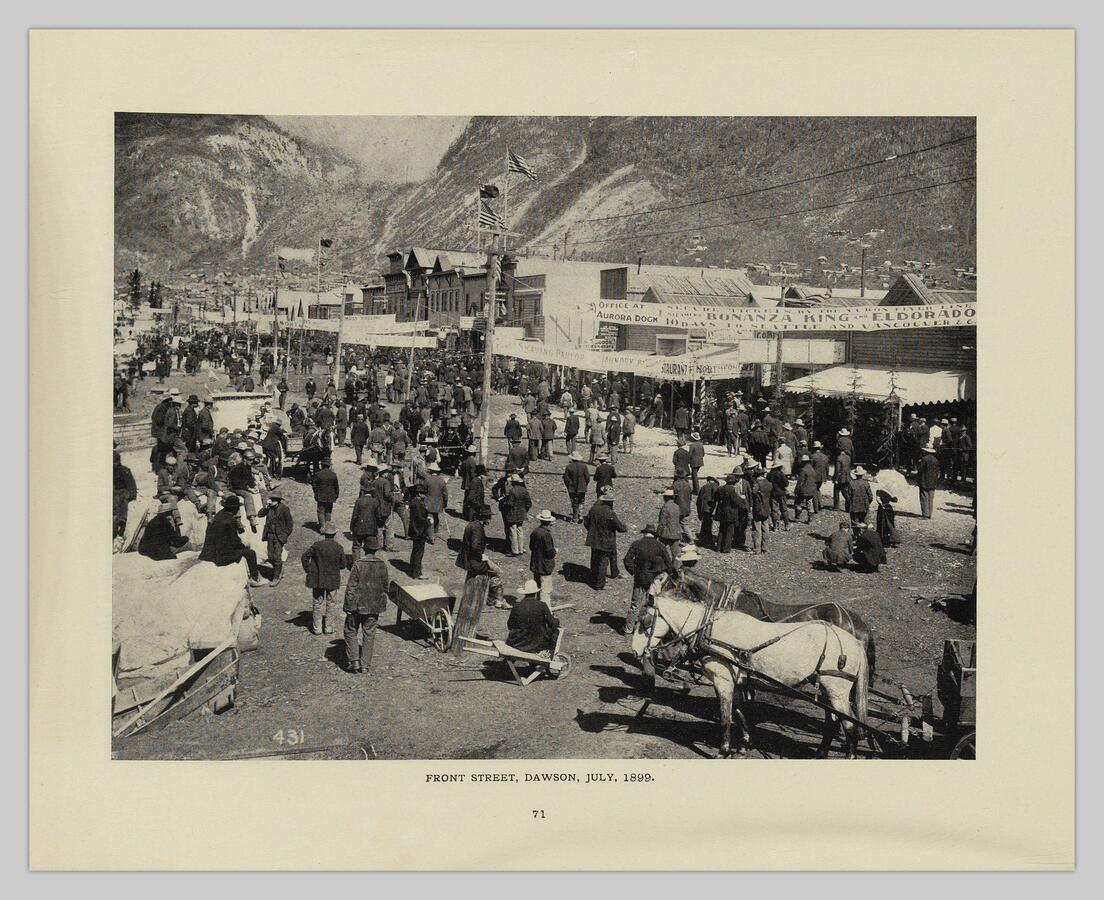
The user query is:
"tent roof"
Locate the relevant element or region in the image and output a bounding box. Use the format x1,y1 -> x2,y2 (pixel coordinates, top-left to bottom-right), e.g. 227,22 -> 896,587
783,365 -> 974,405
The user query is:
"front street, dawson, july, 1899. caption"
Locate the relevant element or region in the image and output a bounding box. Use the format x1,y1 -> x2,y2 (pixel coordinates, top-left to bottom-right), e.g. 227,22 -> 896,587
426,772 -> 656,784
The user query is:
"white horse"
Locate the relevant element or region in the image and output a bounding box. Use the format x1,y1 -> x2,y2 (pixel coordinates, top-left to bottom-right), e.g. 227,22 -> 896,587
631,594 -> 869,758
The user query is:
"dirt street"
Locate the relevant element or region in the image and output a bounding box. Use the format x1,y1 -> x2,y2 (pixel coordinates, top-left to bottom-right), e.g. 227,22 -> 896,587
116,372 -> 976,760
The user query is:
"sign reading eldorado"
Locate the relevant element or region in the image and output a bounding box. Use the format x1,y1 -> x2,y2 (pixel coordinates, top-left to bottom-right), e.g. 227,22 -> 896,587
593,300 -> 977,332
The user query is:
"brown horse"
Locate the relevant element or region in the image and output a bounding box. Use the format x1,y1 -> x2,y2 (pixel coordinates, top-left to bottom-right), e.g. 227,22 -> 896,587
660,569 -> 876,684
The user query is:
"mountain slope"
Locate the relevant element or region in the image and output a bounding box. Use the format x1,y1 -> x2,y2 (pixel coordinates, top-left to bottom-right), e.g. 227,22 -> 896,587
116,115 -> 976,280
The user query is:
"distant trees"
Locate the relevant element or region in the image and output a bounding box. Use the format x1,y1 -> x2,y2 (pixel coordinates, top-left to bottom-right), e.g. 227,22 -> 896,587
147,279 -> 164,308
126,268 -> 142,305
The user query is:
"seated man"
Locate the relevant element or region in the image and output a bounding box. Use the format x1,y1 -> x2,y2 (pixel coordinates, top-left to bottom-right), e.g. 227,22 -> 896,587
199,494 -> 264,585
822,522 -> 853,571
853,524 -> 887,573
138,500 -> 189,561
465,548 -> 506,609
505,579 -> 560,657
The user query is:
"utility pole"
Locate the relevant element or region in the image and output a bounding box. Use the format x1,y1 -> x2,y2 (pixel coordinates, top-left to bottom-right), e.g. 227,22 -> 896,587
860,244 -> 867,298
773,281 -> 786,405
404,287 -> 423,402
479,252 -> 500,466
333,280 -> 347,388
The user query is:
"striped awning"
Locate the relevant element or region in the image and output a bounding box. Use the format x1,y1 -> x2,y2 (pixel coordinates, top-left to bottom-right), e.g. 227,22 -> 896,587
783,365 -> 974,405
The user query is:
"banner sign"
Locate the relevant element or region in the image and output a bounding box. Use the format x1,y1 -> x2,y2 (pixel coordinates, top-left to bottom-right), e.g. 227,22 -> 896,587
494,337 -> 742,382
594,300 -> 977,332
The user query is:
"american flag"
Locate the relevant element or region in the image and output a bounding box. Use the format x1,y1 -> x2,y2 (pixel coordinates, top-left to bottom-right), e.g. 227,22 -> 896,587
478,200 -> 505,231
508,149 -> 537,180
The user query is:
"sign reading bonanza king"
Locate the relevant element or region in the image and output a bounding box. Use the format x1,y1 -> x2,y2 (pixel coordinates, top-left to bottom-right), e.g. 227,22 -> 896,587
593,300 -> 977,332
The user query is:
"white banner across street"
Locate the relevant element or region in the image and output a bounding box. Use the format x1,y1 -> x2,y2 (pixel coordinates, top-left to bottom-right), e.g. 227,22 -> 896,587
593,300 -> 977,332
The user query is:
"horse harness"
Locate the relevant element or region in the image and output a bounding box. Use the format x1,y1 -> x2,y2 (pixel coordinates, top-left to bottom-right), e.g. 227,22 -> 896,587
642,596 -> 857,690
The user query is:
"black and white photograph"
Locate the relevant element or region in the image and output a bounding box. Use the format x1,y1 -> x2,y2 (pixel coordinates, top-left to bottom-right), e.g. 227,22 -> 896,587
110,113 -> 979,761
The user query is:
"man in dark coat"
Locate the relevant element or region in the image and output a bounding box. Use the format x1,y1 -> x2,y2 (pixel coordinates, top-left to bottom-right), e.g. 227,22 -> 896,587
350,485 -> 381,562
423,462 -> 448,537
138,501 -> 188,561
583,488 -> 626,590
794,454 -> 818,523
687,431 -> 706,494
564,411 -> 581,456
500,474 -> 532,556
713,472 -> 744,554
198,399 -> 216,445
199,494 -> 263,583
672,438 -> 691,479
811,441 -> 831,513
593,453 -> 616,495
529,510 -> 557,586
527,412 -> 543,461
506,439 -> 529,476
342,545 -> 389,673
311,456 -> 339,528
918,444 -> 940,519
181,395 -> 200,451
462,464 -> 486,523
408,484 -> 431,579
113,451 -> 137,541
506,580 -> 560,654
853,525 -> 887,572
562,451 -> 590,523
350,414 -> 370,465
751,467 -> 772,554
301,521 -> 347,634
823,523 -> 853,570
848,466 -> 875,528
696,476 -> 719,547
767,460 -> 790,532
504,413 -> 523,443
748,422 -> 771,469
623,524 -> 675,634
833,447 -> 853,511
259,485 -> 294,584
672,403 -> 691,439
458,504 -> 489,571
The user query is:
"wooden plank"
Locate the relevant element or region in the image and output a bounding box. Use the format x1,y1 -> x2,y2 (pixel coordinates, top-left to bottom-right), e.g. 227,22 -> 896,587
449,576 -> 488,656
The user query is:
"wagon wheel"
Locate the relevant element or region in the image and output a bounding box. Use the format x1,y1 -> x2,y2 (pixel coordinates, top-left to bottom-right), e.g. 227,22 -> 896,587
550,652 -> 571,678
429,608 -> 454,652
950,730 -> 976,759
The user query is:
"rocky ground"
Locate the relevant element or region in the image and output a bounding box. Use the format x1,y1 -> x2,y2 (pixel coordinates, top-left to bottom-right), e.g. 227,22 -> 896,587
115,365 -> 976,761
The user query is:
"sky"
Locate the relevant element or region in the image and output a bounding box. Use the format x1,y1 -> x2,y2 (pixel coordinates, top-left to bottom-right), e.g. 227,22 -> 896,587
270,115 -> 470,183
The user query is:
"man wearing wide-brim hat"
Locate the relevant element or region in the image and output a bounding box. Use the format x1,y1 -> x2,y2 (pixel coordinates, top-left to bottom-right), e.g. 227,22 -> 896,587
301,521 -> 347,635
506,579 -> 560,656
622,524 -> 676,634
529,510 -> 557,588
917,443 -> 941,519
583,486 -> 626,590
848,465 -> 874,528
563,449 -> 591,524
259,483 -> 294,585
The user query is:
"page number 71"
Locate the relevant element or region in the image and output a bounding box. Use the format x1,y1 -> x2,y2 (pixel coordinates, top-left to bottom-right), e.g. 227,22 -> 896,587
532,809 -> 545,819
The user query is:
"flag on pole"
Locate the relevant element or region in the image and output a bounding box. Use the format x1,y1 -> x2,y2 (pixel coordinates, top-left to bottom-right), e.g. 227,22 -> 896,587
507,149 -> 537,180
478,200 -> 505,231
319,237 -> 335,261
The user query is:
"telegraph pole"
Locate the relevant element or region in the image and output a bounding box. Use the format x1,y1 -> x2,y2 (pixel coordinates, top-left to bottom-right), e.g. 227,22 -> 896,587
860,244 -> 868,298
479,252 -> 500,466
333,280 -> 347,388
773,282 -> 786,405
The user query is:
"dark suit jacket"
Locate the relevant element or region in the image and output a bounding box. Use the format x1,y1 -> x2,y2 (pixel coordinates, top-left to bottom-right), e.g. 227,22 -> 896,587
623,535 -> 674,588
563,460 -> 590,496
584,502 -> 626,552
312,468 -> 340,503
506,597 -> 560,653
301,538 -> 346,590
342,556 -> 389,614
260,501 -> 294,543
408,497 -> 431,540
199,509 -> 249,566
529,526 -> 556,576
138,513 -> 188,561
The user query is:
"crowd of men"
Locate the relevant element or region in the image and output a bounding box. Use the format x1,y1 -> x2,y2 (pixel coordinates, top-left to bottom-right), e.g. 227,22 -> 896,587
116,323 -> 974,677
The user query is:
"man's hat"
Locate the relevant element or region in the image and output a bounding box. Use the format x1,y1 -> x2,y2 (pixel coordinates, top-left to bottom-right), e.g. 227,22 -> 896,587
852,465 -> 866,477
783,422 -> 793,430
321,456 -> 332,465
800,453 -> 811,462
158,500 -> 177,514
223,494 -> 241,511
795,418 -> 804,426
168,388 -> 181,397
812,440 -> 823,449
427,461 -> 440,472
909,413 -> 918,420
706,475 -> 719,483
537,509 -> 554,524
164,454 -> 177,464
726,472 -> 739,482
201,437 -> 214,446
509,473 -> 523,483
877,490 -> 898,504
321,522 -> 338,535
641,524 -> 656,534
691,431 -> 701,440
187,394 -> 199,403
596,451 -> 608,460
518,579 -> 540,596
236,441 -> 249,451
269,484 -> 282,498
922,444 -> 937,453
677,546 -> 700,565
839,428 -> 850,436
771,459 -> 784,469
570,450 -> 583,462
424,435 -> 438,444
